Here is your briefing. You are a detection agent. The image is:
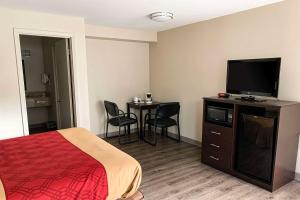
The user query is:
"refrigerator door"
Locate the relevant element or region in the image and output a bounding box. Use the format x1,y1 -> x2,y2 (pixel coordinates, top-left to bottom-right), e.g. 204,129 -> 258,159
235,114 -> 276,183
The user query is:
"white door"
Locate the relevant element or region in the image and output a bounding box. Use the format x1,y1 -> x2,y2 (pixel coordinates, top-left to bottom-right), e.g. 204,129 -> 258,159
53,39 -> 74,129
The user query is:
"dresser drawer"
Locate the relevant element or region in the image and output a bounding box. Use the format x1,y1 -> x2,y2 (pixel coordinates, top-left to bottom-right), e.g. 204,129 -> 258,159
203,122 -> 233,144
202,147 -> 232,170
202,127 -> 233,153
202,136 -> 232,153
202,123 -> 234,170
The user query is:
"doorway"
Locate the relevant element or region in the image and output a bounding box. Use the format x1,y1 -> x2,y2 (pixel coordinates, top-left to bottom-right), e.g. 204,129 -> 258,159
19,35 -> 76,134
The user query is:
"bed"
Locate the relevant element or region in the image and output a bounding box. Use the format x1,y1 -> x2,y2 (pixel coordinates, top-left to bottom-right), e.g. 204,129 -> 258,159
0,128 -> 143,200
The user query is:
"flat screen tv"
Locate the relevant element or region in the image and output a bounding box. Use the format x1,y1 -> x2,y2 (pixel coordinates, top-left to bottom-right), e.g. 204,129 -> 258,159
226,58 -> 281,97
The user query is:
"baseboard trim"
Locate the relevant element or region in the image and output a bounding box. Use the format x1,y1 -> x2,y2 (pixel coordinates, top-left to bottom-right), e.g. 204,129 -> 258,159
167,132 -> 201,147
97,128 -> 138,139
97,129 -> 201,147
295,173 -> 300,182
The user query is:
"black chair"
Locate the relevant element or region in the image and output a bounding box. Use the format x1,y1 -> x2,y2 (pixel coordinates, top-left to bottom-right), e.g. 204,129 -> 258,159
143,102 -> 181,145
104,101 -> 139,144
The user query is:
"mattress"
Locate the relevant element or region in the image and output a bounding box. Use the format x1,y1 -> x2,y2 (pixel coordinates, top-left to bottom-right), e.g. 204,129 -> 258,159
0,128 -> 142,200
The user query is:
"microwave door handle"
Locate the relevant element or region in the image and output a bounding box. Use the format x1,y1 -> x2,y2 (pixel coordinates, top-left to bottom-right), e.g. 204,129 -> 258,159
226,110 -> 228,120
226,111 -> 230,122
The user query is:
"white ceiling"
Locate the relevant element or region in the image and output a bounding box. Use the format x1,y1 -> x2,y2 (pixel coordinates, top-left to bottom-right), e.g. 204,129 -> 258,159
0,0 -> 283,31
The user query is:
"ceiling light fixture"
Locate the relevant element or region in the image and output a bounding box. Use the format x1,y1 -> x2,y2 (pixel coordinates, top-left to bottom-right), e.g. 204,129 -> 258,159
150,12 -> 174,22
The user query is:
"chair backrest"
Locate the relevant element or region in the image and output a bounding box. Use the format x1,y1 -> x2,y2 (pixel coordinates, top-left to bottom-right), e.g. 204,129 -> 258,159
156,102 -> 180,118
104,101 -> 119,117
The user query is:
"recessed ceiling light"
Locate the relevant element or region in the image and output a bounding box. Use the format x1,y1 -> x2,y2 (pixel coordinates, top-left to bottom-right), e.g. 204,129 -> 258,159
150,12 -> 174,22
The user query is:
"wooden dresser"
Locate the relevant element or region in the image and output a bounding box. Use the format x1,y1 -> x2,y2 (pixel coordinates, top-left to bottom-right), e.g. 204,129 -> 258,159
201,96 -> 300,191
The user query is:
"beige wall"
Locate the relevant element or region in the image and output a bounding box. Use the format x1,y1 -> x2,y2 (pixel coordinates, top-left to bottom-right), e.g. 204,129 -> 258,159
150,0 -> 300,171
0,7 -> 90,139
86,38 -> 150,134
85,24 -> 157,42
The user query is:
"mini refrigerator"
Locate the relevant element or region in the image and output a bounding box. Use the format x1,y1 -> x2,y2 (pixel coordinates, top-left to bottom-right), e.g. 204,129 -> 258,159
235,112 -> 277,183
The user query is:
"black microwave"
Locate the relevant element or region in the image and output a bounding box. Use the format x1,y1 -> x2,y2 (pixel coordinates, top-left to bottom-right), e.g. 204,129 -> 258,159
206,106 -> 233,126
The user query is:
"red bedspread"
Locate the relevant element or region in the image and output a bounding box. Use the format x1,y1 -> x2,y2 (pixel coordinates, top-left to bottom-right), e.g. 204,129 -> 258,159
0,131 -> 108,200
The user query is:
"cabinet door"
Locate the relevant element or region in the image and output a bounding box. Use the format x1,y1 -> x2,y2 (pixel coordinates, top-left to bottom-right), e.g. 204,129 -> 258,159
235,114 -> 276,183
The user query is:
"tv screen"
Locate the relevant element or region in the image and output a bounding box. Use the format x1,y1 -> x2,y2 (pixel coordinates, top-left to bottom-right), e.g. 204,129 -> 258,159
226,58 -> 281,97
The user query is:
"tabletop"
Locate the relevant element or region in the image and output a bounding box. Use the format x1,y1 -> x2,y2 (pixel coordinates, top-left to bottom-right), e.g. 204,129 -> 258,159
127,101 -> 160,109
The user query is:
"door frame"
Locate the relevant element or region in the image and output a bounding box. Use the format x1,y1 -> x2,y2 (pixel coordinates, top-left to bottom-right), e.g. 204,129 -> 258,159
14,28 -> 77,136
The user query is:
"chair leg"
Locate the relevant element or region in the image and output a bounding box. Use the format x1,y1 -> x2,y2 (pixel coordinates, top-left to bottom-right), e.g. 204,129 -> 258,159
106,124 -> 125,139
177,123 -> 181,142
119,123 -> 139,145
105,122 -> 109,138
105,122 -> 124,139
143,123 -> 149,142
148,125 -> 152,135
136,121 -> 140,139
154,125 -> 157,145
118,126 -> 122,145
143,122 -> 147,140
143,124 -> 157,146
165,124 -> 181,143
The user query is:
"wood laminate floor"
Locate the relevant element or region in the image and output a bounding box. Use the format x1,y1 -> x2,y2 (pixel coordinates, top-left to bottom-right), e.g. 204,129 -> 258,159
105,135 -> 300,200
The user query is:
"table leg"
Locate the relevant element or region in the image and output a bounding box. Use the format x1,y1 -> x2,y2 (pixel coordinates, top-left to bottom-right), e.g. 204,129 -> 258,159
127,103 -> 131,135
140,109 -> 143,139
148,109 -> 152,135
